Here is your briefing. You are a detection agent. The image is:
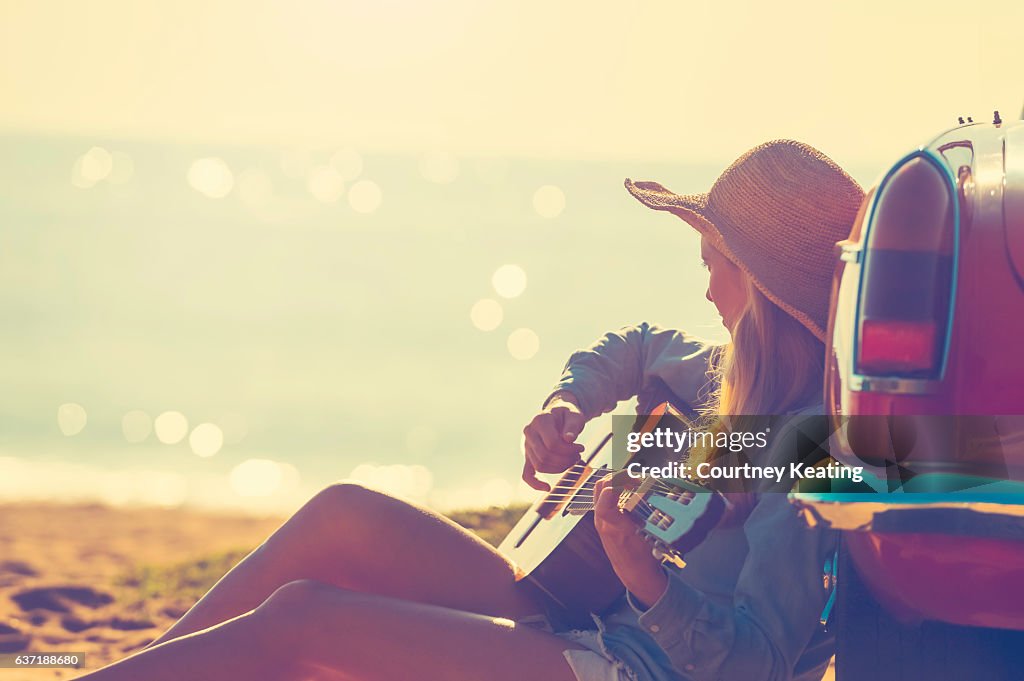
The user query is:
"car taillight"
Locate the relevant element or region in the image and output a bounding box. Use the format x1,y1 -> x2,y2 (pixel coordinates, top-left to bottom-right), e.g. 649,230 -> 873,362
859,319 -> 937,372
856,155 -> 955,379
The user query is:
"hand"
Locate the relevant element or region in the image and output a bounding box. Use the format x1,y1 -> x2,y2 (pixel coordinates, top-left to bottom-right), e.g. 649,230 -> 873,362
522,393 -> 586,491
593,473 -> 668,610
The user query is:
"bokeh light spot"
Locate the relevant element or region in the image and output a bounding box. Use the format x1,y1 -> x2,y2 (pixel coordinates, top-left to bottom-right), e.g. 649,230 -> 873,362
307,165 -> 346,203
532,184 -> 566,219
436,478 -> 517,509
81,146 -> 114,183
71,157 -> 96,189
187,157 -> 234,199
189,423 -> 224,457
347,463 -> 433,503
154,411 -> 189,445
121,410 -> 152,443
491,264 -> 527,299
348,180 -> 382,214
57,403 -> 88,436
470,298 -> 503,331
148,472 -> 189,508
507,328 -> 540,360
230,458 -> 285,497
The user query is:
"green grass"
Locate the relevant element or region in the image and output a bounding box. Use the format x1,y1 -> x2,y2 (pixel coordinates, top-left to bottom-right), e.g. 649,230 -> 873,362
448,503 -> 528,547
116,549 -> 250,617
116,505 -> 529,614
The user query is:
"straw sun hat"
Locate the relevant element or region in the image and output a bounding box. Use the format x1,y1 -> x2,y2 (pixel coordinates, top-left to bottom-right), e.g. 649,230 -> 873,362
625,139 -> 864,341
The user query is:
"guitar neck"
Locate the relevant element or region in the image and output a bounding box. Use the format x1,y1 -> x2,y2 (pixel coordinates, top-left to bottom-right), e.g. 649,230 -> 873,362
540,465 -> 607,517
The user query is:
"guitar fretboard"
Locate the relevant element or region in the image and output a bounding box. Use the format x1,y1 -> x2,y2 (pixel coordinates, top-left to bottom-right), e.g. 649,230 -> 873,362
561,467 -> 608,516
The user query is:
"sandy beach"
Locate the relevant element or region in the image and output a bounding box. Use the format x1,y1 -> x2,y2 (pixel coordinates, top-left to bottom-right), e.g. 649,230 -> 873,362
0,502 -> 522,679
0,504 -> 284,680
0,503 -> 834,680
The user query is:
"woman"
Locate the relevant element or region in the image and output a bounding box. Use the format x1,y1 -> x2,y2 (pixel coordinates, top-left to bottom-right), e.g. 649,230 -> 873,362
74,139 -> 863,681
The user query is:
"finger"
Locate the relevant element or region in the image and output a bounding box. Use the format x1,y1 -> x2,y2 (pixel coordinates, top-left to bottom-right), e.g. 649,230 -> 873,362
535,413 -> 584,455
557,408 -> 587,443
525,430 -> 581,473
593,485 -> 621,526
521,433 -> 550,490
595,486 -> 634,531
526,415 -> 557,453
596,484 -> 618,512
523,430 -> 558,471
522,459 -> 550,492
594,477 -> 620,516
523,429 -> 546,463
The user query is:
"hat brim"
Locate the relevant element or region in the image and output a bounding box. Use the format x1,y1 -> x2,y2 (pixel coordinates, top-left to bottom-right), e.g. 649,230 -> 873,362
623,178 -> 828,341
624,180 -> 719,239
624,178 -> 737,270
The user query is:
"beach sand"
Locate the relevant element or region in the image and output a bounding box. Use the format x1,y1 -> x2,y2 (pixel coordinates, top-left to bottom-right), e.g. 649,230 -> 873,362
0,503 -> 834,680
0,504 -> 283,680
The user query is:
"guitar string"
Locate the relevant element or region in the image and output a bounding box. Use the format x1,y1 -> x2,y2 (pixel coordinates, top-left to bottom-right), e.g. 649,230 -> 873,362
544,462 -> 689,487
533,463 -> 704,504
543,466 -> 684,491
539,485 -> 681,503
538,482 -> 699,504
534,455 -> 705,520
543,475 -> 688,495
551,498 -> 660,520
543,476 -> 690,496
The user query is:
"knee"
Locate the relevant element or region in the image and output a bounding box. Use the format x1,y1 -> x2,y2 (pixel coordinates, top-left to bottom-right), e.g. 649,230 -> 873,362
251,579 -> 343,648
269,483 -> 383,558
306,481 -> 381,519
263,579 -> 336,614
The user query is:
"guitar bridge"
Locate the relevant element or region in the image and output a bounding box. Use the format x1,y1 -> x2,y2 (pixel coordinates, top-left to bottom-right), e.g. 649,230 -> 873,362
618,489 -> 645,512
618,475 -> 660,513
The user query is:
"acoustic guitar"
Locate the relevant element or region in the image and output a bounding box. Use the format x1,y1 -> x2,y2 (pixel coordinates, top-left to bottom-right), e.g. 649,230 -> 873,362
498,403 -> 728,629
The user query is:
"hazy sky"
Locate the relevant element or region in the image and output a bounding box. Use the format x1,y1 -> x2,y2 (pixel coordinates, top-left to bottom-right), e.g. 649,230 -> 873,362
3,0 -> 1022,512
2,0 -> 1022,164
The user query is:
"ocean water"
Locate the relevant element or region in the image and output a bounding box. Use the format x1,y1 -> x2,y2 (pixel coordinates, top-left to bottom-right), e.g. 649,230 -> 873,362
0,134 -> 873,514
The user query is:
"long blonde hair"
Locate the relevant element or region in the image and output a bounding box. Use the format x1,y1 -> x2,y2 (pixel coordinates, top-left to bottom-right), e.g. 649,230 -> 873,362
709,276 -> 825,418
691,276 -> 825,485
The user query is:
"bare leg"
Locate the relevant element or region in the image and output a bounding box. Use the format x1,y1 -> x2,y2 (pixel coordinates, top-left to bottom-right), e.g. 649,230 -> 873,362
78,581 -> 582,681
149,483 -> 542,647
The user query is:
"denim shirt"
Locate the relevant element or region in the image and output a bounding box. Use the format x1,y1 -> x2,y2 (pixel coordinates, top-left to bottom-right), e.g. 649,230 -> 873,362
547,322 -> 837,681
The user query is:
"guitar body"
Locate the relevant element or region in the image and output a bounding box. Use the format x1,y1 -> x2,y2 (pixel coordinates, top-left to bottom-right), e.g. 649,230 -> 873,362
498,403 -> 727,630
499,434 -> 624,629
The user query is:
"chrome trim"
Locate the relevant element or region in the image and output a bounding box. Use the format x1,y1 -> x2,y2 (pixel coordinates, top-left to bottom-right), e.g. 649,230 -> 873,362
847,147 -> 961,392
1003,122 -> 1024,287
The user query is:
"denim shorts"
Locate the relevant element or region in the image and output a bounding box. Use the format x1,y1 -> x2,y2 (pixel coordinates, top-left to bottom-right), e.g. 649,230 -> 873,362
517,613 -> 638,681
559,628 -> 639,681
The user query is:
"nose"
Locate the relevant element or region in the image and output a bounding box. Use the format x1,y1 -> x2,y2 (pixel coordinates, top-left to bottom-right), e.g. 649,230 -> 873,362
705,288 -> 713,303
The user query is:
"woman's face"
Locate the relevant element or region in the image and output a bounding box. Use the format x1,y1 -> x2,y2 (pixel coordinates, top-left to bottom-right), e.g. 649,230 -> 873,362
701,235 -> 749,334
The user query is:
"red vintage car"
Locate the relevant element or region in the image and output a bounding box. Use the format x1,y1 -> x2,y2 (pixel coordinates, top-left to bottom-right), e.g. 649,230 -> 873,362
791,112 -> 1024,679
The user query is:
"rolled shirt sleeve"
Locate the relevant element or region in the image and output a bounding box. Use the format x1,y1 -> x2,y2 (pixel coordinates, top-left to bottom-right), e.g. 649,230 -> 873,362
545,322 -> 719,420
626,494 -> 837,681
